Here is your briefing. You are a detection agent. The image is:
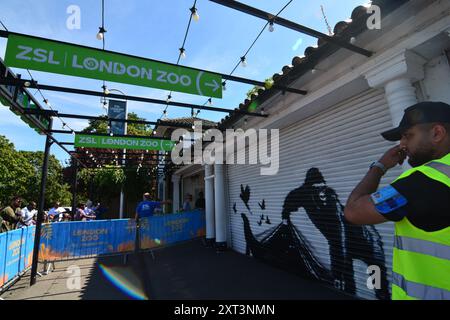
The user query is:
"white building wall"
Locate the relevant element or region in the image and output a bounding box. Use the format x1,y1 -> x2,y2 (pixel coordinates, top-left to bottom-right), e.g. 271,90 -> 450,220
226,89 -> 403,300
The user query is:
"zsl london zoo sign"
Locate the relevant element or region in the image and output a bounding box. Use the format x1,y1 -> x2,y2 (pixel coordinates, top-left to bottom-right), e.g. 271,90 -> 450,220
4,34 -> 222,98
74,134 -> 175,152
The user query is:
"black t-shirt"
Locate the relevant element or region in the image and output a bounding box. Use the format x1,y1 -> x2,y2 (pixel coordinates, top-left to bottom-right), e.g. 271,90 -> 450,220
383,171 -> 450,232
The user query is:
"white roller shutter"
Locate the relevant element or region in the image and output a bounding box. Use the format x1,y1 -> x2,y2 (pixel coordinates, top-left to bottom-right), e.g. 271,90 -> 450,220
226,89 -> 403,300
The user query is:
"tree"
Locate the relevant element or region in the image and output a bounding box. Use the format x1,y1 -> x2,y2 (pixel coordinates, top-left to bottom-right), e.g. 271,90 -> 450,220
71,112 -> 158,217
0,135 -> 72,208
19,151 -> 72,207
0,136 -> 34,206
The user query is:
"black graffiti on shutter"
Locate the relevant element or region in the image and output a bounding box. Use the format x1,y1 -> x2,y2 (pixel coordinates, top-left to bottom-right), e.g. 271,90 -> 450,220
239,167 -> 390,300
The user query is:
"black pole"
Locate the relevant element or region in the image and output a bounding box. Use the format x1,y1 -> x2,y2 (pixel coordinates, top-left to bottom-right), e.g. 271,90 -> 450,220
30,117 -> 53,286
71,163 -> 78,220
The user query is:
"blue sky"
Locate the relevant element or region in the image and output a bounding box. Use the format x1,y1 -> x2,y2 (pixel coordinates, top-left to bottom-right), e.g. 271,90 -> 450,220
0,0 -> 366,165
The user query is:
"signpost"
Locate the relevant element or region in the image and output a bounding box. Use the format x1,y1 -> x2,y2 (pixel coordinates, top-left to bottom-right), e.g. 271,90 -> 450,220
4,34 -> 222,98
108,99 -> 127,136
74,134 -> 176,151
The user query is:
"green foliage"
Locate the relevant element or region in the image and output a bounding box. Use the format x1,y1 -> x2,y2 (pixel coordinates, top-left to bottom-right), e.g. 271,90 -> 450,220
75,112 -> 156,208
246,77 -> 274,99
0,135 -> 72,208
82,112 -> 153,136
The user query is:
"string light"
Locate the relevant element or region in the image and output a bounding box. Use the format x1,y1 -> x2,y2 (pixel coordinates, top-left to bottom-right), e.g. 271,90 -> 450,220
268,20 -> 275,32
190,6 -> 199,21
179,48 -> 186,59
240,56 -> 247,67
207,98 -> 213,106
102,84 -> 110,95
96,27 -> 106,40
222,81 -> 226,91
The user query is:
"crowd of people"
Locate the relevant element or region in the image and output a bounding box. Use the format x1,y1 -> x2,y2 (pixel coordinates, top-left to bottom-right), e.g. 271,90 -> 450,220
0,196 -> 108,233
0,191 -> 205,233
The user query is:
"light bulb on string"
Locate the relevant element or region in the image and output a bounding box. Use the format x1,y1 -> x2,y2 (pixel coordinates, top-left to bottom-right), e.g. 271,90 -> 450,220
179,48 -> 186,59
102,85 -> 110,95
96,27 -> 106,40
190,6 -> 199,21
240,56 -> 247,67
268,21 -> 274,32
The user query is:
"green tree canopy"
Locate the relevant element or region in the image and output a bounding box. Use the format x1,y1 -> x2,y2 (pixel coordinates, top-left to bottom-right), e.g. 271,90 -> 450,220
0,135 -> 72,208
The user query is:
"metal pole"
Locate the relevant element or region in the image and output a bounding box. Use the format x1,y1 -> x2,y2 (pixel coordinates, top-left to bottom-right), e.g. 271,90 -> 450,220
30,117 -> 53,286
71,163 -> 78,219
119,97 -> 128,219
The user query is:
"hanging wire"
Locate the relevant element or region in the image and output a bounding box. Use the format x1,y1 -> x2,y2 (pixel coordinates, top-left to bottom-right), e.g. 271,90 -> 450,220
205,0 -> 293,108
157,0 -> 198,123
0,18 -> 8,31
26,67 -> 77,135
100,0 -> 108,112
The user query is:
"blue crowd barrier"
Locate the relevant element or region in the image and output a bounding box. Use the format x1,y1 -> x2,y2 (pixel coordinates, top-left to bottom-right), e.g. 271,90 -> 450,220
39,219 -> 137,261
0,210 -> 206,289
139,210 -> 206,249
0,226 -> 35,289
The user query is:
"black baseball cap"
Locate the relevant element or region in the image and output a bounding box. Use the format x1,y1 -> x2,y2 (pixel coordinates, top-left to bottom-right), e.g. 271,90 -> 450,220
381,101 -> 450,141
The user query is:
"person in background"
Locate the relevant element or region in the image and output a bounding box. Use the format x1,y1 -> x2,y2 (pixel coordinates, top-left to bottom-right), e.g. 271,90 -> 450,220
195,192 -> 205,210
75,203 -> 96,221
0,196 -> 22,232
135,193 -> 171,222
182,194 -> 193,212
94,202 -> 108,220
84,200 -> 96,221
48,202 -> 61,222
17,201 -> 37,228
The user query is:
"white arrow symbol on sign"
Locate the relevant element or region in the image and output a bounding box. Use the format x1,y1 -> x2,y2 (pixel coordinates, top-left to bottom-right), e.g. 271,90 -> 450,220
204,79 -> 220,92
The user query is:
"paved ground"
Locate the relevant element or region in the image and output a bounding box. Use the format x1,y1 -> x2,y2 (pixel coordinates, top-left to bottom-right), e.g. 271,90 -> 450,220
0,239 -> 355,300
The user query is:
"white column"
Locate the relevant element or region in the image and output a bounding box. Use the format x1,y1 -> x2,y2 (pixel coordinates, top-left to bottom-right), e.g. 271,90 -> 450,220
384,78 -> 419,126
204,165 -> 215,245
172,175 -> 180,213
365,50 -> 426,127
214,163 -> 227,251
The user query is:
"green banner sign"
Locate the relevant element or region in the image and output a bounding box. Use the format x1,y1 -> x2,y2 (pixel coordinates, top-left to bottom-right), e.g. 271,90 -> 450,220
74,134 -> 176,151
5,34 -> 222,98
0,67 -> 49,134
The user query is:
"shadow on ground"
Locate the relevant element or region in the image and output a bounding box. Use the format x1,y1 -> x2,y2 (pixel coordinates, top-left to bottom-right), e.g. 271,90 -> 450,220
2,239 -> 355,300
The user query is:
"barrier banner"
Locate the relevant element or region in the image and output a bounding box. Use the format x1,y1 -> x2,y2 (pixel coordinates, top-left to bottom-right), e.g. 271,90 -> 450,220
39,219 -> 136,261
139,210 -> 205,250
1,212 -> 204,288
0,226 -> 35,288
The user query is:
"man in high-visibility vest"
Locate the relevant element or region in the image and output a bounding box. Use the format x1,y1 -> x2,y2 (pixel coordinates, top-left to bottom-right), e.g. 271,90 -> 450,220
344,101 -> 450,300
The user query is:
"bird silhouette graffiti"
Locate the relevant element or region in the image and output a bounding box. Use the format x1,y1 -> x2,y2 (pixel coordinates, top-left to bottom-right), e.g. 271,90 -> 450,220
258,199 -> 266,210
240,184 -> 253,214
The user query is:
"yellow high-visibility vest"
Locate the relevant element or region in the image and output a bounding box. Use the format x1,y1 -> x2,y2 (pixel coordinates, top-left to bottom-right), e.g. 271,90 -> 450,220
391,153 -> 450,300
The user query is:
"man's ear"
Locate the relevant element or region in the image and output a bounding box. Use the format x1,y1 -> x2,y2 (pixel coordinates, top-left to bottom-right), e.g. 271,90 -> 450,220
432,124 -> 447,143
